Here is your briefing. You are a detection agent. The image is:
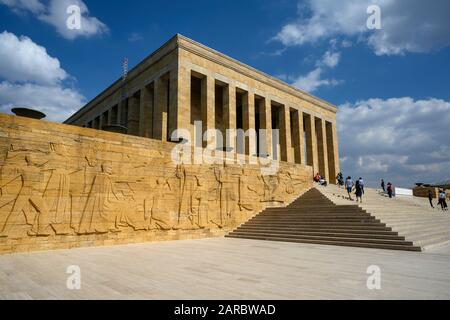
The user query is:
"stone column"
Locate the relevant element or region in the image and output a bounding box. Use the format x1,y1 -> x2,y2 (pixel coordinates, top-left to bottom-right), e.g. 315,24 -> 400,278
223,84 -> 236,158
168,66 -> 191,142
326,121 -> 340,184
260,97 -> 272,159
140,85 -> 153,138
117,102 -> 122,126
304,113 -> 319,175
98,113 -> 103,130
106,108 -> 112,126
201,75 -> 215,148
298,110 -> 305,165
316,118 -> 329,182
176,65 -> 191,141
127,93 -> 140,136
280,105 -> 293,162
242,91 -> 256,156
291,108 -> 305,165
154,75 -> 169,141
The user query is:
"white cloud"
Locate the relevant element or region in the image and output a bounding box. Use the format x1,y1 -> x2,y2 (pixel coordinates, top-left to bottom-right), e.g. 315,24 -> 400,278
291,67 -> 340,92
0,31 -> 67,85
337,97 -> 450,187
38,0 -> 108,40
274,0 -> 450,56
0,81 -> 84,122
0,31 -> 85,122
0,0 -> 108,40
317,50 -> 340,68
290,47 -> 342,92
0,0 -> 44,14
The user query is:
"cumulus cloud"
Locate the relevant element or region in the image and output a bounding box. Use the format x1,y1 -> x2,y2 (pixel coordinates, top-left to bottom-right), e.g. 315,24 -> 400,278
337,97 -> 450,187
38,0 -> 108,40
291,68 -> 340,92
316,50 -> 340,68
290,46 -> 342,92
0,0 -> 44,14
0,31 -> 67,85
0,0 -> 108,40
0,31 -> 85,122
274,0 -> 450,56
0,82 -> 84,122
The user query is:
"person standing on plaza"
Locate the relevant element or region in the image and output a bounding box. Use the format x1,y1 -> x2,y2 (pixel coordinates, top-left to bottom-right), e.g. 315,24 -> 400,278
355,178 -> 364,203
345,176 -> 354,201
381,179 -> 385,193
358,177 -> 365,195
428,190 -> 435,209
438,190 -> 448,211
336,172 -> 344,188
387,182 -> 393,198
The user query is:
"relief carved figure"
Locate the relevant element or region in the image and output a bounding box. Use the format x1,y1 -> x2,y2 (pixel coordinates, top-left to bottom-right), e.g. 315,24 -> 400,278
190,174 -> 208,229
43,142 -> 80,235
173,163 -> 193,230
261,173 -> 283,203
210,164 -> 238,228
111,182 -> 147,231
78,162 -> 124,234
144,177 -> 174,230
238,168 -> 262,212
0,147 -> 52,237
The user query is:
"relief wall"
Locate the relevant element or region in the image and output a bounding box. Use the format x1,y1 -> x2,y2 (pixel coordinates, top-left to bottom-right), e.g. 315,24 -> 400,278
0,114 -> 312,254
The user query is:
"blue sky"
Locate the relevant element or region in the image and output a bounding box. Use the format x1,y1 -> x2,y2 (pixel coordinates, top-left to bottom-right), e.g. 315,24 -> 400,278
1,0 -> 450,188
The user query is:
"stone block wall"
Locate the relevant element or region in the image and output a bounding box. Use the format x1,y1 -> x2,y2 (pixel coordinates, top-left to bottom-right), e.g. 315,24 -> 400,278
0,114 -> 312,254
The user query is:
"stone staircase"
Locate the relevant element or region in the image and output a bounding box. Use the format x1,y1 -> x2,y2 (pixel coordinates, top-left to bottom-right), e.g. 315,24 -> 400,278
226,188 -> 421,251
317,184 -> 450,251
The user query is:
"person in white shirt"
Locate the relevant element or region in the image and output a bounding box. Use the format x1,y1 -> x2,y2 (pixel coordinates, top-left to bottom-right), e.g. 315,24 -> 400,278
345,176 -> 354,201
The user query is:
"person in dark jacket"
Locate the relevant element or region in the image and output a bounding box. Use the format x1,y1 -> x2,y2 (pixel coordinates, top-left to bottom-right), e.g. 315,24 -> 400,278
336,172 -> 344,187
387,182 -> 393,198
428,190 -> 434,208
381,179 -> 385,193
355,179 -> 364,203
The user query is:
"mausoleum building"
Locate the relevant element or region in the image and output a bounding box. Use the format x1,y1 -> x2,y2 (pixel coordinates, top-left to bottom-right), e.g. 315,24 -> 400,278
65,34 -> 340,183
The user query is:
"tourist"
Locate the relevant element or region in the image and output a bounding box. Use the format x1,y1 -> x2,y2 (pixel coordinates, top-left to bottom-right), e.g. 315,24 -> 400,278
438,190 -> 448,211
345,176 -> 354,201
355,178 -> 364,203
336,172 -> 344,187
314,173 -> 321,183
387,182 -> 393,198
358,177 -> 365,195
381,179 -> 385,193
428,190 -> 435,208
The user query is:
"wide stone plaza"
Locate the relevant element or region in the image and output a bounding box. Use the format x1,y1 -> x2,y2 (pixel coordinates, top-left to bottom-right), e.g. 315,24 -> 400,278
1,237 -> 450,300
